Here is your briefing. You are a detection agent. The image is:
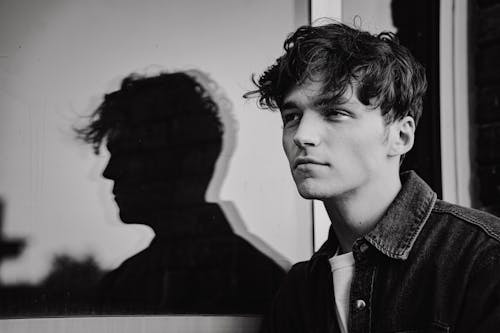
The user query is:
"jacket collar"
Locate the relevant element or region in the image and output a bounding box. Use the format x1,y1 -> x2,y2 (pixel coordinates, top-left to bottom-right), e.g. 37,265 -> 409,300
311,171 -> 437,269
364,171 -> 437,259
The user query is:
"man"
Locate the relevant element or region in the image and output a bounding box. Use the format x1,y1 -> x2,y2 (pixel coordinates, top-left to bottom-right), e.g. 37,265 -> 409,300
77,71 -> 284,314
246,23 -> 500,332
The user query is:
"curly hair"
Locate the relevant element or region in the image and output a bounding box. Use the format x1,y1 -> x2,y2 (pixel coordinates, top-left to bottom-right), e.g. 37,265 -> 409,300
76,72 -> 223,154
245,22 -> 427,126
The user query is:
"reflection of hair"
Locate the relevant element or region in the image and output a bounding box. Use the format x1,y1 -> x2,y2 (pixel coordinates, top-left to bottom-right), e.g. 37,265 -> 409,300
76,72 -> 223,154
245,22 -> 427,126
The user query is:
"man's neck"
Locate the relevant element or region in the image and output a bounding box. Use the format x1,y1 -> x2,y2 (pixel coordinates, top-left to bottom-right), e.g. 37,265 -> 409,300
323,173 -> 402,254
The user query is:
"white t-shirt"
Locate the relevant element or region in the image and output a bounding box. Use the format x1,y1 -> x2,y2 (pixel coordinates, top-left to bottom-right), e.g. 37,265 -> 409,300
329,252 -> 355,333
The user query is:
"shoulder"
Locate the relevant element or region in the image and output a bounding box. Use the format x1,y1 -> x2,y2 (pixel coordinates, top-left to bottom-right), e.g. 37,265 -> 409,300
278,255 -> 332,293
432,199 -> 500,243
283,260 -> 310,283
274,260 -> 316,296
425,200 -> 500,274
101,246 -> 157,287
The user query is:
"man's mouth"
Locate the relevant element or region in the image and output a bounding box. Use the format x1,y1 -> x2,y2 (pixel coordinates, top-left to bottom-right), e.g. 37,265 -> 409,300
293,157 -> 328,169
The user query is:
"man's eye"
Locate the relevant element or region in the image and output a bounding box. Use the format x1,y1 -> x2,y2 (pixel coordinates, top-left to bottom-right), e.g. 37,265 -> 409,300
325,109 -> 349,119
282,113 -> 300,126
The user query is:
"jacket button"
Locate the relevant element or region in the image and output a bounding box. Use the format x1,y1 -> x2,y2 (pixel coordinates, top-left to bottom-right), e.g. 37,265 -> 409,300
355,299 -> 366,310
359,243 -> 369,253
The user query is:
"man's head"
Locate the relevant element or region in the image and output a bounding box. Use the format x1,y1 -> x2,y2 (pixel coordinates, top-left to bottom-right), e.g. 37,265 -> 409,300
248,22 -> 427,126
77,72 -> 223,224
246,23 -> 427,200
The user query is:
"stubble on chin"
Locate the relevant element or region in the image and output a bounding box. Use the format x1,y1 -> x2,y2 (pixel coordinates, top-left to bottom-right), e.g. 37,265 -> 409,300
294,177 -> 325,200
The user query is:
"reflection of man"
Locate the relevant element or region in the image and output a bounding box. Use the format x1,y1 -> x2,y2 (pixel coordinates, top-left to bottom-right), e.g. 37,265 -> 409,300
246,23 -> 500,332
77,71 -> 284,314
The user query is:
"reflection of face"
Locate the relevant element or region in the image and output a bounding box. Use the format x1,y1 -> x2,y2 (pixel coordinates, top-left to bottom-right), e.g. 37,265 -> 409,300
280,80 -> 392,200
102,130 -> 156,223
102,123 -> 221,224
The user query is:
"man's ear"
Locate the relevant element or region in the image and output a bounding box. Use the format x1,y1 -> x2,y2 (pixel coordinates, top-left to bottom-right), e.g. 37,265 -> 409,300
388,116 -> 415,157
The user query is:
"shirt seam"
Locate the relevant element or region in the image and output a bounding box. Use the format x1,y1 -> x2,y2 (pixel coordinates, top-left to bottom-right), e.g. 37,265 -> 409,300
432,207 -> 500,243
368,264 -> 376,333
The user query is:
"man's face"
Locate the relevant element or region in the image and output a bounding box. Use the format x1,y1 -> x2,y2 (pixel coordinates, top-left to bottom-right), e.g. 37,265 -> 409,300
101,121 -> 220,224
281,79 -> 395,200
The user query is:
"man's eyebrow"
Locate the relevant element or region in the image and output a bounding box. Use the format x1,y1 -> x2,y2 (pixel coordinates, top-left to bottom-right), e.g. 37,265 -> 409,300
312,97 -> 333,108
312,96 -> 351,108
280,100 -> 299,111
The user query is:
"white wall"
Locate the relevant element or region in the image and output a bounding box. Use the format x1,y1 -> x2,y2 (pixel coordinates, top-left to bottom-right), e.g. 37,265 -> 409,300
0,0 -> 311,284
342,0 -> 396,33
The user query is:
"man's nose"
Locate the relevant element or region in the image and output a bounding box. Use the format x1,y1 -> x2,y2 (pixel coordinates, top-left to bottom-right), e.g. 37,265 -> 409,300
293,112 -> 321,148
102,156 -> 121,180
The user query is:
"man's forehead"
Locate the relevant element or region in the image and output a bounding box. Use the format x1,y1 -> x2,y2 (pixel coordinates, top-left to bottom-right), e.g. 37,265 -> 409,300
281,80 -> 354,109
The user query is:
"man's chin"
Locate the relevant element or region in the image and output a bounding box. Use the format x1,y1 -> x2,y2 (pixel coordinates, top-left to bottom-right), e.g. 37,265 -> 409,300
296,181 -> 330,200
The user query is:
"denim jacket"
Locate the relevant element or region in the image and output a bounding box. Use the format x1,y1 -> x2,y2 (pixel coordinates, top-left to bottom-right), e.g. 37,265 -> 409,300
261,171 -> 500,333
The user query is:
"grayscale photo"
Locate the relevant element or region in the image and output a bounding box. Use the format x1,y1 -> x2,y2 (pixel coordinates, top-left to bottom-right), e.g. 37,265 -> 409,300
0,0 -> 499,332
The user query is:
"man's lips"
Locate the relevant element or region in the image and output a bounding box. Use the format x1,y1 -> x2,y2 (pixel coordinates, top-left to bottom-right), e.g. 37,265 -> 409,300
293,157 -> 328,168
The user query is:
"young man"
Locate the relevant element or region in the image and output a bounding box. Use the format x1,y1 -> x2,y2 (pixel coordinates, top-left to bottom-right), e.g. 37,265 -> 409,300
246,23 -> 500,332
